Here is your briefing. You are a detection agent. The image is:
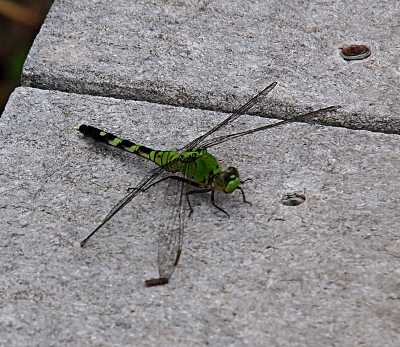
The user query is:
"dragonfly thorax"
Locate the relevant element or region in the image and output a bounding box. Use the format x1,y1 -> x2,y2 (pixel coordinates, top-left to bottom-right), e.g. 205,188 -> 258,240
181,148 -> 240,193
181,148 -> 208,162
212,166 -> 240,194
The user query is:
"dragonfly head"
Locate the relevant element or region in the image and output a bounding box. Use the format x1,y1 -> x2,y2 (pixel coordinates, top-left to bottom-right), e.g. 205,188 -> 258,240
213,166 -> 240,194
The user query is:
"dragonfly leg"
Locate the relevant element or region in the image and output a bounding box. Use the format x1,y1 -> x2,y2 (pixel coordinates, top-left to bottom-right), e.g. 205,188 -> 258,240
139,175 -> 211,216
240,178 -> 253,184
237,186 -> 252,206
211,190 -> 230,217
209,186 -> 251,217
186,188 -> 213,216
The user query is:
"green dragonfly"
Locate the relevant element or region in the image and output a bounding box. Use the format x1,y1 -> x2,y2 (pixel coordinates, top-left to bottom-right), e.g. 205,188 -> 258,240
76,82 -> 339,286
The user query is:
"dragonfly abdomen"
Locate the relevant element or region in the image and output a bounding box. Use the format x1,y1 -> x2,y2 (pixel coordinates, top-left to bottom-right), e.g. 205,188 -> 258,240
76,124 -> 181,171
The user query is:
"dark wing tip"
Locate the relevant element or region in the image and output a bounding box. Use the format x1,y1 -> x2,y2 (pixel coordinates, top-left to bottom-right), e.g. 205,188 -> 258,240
145,278 -> 169,287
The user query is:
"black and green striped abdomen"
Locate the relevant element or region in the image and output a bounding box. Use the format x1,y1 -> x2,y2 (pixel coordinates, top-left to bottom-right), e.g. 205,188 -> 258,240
76,124 -> 181,171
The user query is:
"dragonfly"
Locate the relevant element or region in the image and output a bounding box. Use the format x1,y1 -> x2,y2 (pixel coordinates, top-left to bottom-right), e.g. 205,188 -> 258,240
76,82 -> 339,286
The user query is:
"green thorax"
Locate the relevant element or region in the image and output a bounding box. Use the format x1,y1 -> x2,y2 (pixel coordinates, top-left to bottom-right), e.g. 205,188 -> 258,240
178,148 -> 222,186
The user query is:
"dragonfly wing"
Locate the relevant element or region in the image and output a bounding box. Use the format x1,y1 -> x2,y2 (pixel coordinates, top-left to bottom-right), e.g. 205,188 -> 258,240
144,170 -> 188,286
181,82 -> 277,151
201,105 -> 341,149
158,177 -> 186,280
81,158 -> 181,247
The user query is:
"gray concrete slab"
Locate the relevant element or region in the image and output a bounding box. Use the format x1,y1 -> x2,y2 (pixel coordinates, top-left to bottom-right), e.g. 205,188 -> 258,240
1,87 -> 400,346
22,0 -> 399,133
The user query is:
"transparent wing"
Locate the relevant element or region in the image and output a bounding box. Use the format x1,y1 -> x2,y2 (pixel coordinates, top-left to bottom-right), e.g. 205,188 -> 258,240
182,82 -> 277,151
159,175 -> 186,280
145,166 -> 190,286
80,158 -> 181,247
201,105 -> 341,149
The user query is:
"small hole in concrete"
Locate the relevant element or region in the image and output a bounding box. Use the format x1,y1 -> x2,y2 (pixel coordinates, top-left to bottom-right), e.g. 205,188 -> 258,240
281,193 -> 306,206
340,45 -> 371,60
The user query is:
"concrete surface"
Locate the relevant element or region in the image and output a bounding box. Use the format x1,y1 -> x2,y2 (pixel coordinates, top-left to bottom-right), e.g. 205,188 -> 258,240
22,0 -> 399,133
1,87 -> 400,346
1,0 -> 400,346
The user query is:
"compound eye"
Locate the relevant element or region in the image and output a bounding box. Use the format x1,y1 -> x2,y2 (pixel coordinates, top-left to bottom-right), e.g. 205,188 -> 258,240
220,172 -> 231,183
220,167 -> 239,183
226,167 -> 239,178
